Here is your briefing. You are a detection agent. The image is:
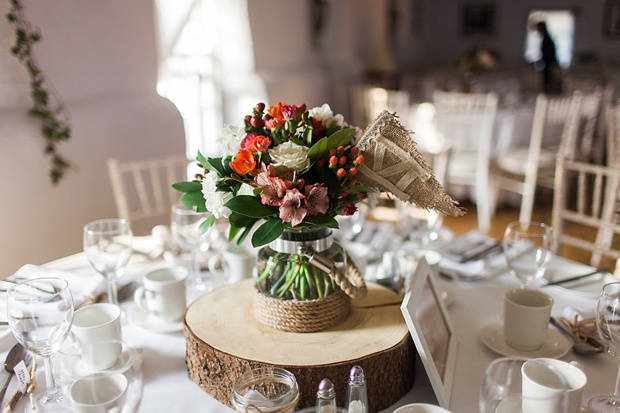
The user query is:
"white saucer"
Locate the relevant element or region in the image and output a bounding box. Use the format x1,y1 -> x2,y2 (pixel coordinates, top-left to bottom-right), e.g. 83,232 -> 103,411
496,394 -> 589,413
480,323 -> 570,359
60,341 -> 141,380
128,307 -> 183,334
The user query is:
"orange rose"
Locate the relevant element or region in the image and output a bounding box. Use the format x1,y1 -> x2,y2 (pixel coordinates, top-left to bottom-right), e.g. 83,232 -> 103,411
229,150 -> 256,175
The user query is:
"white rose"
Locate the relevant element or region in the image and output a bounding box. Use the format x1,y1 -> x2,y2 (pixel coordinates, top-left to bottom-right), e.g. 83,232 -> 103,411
268,142 -> 310,172
201,172 -> 232,218
216,125 -> 243,157
309,104 -> 334,123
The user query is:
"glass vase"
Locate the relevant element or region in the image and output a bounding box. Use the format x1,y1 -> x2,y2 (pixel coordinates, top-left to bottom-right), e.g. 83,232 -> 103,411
256,227 -> 347,301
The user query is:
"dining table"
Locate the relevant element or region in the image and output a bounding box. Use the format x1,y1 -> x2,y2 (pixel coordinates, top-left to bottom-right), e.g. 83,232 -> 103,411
0,230 -> 617,413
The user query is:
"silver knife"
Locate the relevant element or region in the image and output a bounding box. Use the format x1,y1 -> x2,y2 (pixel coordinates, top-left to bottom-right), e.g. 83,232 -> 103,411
544,268 -> 611,287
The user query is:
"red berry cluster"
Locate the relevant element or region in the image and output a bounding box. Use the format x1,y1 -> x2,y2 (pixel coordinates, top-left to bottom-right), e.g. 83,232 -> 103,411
316,145 -> 365,184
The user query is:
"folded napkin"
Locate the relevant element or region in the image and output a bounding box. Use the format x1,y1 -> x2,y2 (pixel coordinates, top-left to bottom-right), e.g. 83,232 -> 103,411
438,231 -> 507,280
0,264 -> 105,320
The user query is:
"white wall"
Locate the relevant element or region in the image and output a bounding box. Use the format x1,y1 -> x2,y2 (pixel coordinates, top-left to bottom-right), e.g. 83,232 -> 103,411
0,0 -> 185,277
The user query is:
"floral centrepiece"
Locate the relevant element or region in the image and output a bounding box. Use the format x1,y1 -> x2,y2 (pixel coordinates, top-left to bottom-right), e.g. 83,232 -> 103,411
173,102 -> 375,303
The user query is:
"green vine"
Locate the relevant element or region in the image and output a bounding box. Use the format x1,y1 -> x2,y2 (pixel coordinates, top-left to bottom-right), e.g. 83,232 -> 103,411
6,0 -> 71,185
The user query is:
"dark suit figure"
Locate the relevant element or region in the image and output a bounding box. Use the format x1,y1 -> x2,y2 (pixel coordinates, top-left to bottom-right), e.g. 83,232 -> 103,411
536,22 -> 561,94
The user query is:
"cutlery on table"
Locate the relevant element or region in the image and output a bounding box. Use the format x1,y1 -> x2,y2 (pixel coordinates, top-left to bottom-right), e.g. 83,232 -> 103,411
543,267 -> 612,287
550,317 -> 604,355
76,281 -> 138,310
0,344 -> 31,407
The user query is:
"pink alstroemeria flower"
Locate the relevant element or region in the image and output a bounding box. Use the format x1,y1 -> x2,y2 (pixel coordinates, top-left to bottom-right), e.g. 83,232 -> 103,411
280,104 -> 298,120
304,184 -> 329,215
279,189 -> 307,226
255,171 -> 287,207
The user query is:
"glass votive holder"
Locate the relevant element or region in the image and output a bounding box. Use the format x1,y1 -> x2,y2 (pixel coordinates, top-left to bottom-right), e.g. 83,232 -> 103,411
232,367 -> 299,413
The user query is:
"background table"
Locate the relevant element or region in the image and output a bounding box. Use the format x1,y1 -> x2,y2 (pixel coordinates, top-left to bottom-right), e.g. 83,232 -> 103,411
0,248 -> 616,413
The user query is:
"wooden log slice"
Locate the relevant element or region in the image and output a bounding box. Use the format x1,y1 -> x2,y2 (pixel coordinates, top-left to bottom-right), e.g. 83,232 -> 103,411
184,279 -> 415,412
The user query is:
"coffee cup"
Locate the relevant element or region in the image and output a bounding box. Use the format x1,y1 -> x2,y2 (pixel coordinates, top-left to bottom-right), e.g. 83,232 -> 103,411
69,372 -> 128,413
134,266 -> 188,322
503,288 -> 553,351
71,303 -> 123,371
209,249 -> 256,283
522,358 -> 587,413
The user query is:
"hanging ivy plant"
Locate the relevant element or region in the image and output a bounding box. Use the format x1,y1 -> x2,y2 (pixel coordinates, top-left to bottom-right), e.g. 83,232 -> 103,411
6,0 -> 71,185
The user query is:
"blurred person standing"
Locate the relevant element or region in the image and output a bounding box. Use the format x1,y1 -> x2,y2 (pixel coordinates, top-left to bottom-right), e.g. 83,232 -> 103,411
535,21 -> 562,94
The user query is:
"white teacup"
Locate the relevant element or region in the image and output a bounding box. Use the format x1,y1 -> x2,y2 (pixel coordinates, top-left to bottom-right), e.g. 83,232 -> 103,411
69,372 -> 128,413
209,249 -> 256,283
503,288 -> 553,351
522,358 -> 587,413
71,303 -> 123,371
134,266 -> 188,322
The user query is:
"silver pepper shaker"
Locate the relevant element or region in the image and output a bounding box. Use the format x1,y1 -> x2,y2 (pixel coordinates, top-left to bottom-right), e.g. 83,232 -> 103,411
315,378 -> 337,413
345,365 -> 368,413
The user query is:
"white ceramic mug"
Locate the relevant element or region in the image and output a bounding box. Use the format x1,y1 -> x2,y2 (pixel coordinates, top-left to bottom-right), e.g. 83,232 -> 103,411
522,358 -> 587,413
71,303 -> 123,371
209,249 -> 256,283
134,266 -> 188,322
69,372 -> 128,413
503,288 -> 553,351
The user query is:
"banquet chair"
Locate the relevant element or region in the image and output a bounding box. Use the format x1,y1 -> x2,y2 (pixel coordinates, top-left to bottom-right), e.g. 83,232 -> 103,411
357,86 -> 410,126
491,91 -> 583,224
107,156 -> 190,235
432,90 -> 498,233
551,153 -> 620,270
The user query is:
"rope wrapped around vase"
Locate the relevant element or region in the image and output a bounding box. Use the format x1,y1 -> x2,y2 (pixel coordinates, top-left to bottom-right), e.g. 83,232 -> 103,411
254,248 -> 367,333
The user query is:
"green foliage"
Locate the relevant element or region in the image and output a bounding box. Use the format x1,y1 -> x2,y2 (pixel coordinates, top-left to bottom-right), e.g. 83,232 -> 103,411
307,128 -> 356,160
6,0 -> 72,185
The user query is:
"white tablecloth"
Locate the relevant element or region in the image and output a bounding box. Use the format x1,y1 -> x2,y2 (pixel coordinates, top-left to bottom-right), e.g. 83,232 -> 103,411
0,248 -> 616,413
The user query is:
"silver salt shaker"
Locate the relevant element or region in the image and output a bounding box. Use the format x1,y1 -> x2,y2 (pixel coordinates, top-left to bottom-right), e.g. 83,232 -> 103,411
315,378 -> 337,413
345,365 -> 368,413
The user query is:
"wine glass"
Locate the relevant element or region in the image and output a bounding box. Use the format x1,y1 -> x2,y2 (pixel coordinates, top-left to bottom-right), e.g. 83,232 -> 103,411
588,281 -> 620,412
170,204 -> 212,291
480,357 -> 568,413
396,199 -> 444,246
83,219 -> 133,306
7,277 -> 74,412
502,221 -> 553,288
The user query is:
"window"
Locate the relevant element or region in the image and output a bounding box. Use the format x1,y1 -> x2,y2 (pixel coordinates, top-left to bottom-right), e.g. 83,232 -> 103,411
523,10 -> 575,69
155,0 -> 267,159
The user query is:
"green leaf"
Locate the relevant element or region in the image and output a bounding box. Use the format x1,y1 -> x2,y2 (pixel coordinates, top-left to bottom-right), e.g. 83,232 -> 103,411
252,219 -> 285,247
196,150 -> 208,166
234,222 -> 257,249
203,157 -> 227,177
228,211 -> 257,228
307,128 -> 356,160
179,191 -> 207,212
303,214 -> 339,228
172,181 -> 201,193
225,195 -> 277,218
199,214 -> 216,233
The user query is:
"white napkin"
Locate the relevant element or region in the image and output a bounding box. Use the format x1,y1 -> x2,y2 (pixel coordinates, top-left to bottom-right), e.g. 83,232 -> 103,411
438,231 -> 507,280
0,264 -> 105,320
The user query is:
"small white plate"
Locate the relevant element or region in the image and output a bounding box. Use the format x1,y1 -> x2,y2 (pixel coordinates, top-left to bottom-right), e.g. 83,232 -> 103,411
544,263 -> 619,299
480,323 -> 570,359
60,341 -> 141,380
128,307 -> 183,334
393,403 -> 452,413
496,394 -> 589,413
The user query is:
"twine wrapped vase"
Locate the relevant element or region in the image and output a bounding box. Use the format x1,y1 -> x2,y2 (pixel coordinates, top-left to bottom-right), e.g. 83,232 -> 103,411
254,227 -> 366,333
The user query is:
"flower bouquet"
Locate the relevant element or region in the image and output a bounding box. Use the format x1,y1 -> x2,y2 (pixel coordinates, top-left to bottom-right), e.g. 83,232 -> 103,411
174,101 -> 463,332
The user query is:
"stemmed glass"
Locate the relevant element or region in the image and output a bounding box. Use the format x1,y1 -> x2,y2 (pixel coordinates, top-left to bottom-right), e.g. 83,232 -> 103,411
83,219 -> 133,306
589,281 -> 620,412
502,221 -> 553,288
170,204 -> 212,291
7,277 -> 74,412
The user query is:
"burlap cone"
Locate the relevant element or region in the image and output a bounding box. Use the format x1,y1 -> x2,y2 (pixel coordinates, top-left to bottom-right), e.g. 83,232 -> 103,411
356,110 -> 465,217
